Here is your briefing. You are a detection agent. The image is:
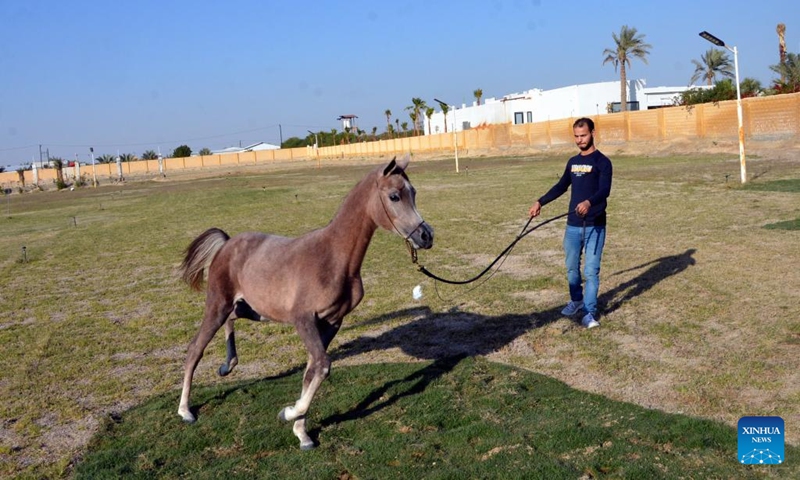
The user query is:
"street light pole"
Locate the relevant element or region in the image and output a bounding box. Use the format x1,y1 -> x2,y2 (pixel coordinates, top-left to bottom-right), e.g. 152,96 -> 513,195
307,130 -> 320,168
90,147 -> 97,188
307,130 -> 319,149
434,98 -> 459,173
699,31 -> 746,183
731,45 -> 746,184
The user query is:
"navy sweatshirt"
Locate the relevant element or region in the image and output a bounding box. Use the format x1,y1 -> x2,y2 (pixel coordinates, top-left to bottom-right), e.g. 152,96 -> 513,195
538,150 -> 612,227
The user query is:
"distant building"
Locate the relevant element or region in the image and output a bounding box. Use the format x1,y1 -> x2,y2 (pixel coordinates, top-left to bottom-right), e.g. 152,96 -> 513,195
210,142 -> 280,155
426,79 -> 707,134
337,115 -> 358,132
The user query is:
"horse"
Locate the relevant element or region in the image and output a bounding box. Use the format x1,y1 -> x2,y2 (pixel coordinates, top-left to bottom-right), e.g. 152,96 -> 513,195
176,155 -> 433,450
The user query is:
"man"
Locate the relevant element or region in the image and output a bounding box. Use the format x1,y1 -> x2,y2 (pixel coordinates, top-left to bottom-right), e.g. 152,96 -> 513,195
529,117 -> 612,328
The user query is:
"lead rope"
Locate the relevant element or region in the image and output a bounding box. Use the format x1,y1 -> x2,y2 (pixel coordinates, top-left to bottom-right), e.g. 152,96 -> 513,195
407,211 -> 570,301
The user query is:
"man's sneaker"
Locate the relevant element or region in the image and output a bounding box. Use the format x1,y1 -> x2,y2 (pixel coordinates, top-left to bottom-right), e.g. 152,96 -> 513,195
561,301 -> 584,316
581,313 -> 600,329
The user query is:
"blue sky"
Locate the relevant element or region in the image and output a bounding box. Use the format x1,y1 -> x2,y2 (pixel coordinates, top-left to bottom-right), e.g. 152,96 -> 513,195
1,0 -> 796,168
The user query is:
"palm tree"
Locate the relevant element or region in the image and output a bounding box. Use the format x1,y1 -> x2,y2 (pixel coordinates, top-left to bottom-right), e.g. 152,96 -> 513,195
405,98 -> 427,135
739,77 -> 762,98
142,150 -> 158,160
371,126 -> 377,140
97,154 -> 115,164
119,153 -> 137,162
401,122 -> 408,136
395,118 -> 400,136
690,48 -> 734,86
473,88 -> 483,106
51,157 -> 65,186
602,25 -> 652,112
440,103 -> 450,133
384,109 -> 392,135
408,112 -> 417,136
404,103 -> 416,135
425,107 -> 435,134
770,52 -> 800,93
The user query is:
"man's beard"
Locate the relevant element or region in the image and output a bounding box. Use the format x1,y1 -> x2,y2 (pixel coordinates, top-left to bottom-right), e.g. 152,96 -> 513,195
577,136 -> 594,151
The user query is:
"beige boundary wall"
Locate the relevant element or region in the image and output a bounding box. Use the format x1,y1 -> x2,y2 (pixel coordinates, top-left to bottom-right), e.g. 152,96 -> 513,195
3,92 -> 798,190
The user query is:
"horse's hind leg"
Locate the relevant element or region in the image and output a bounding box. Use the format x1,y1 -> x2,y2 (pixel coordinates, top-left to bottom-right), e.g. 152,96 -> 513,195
177,293 -> 233,423
218,318 -> 238,377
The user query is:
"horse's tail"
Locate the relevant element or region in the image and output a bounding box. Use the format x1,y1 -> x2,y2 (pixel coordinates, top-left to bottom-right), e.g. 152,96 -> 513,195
180,228 -> 230,291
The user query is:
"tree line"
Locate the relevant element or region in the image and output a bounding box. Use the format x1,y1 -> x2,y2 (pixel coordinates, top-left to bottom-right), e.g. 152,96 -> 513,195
287,26 -> 797,146
601,25 -> 799,109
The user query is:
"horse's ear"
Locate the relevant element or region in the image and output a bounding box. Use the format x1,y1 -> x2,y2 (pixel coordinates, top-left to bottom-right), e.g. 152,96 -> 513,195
383,157 -> 397,176
383,154 -> 410,176
396,153 -> 410,171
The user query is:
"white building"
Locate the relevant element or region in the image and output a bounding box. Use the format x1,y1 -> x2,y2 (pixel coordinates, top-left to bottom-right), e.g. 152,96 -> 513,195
210,142 -> 280,155
426,79 -> 704,134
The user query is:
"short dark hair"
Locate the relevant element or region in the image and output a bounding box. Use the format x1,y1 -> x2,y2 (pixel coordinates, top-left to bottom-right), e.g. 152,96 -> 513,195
573,117 -> 595,131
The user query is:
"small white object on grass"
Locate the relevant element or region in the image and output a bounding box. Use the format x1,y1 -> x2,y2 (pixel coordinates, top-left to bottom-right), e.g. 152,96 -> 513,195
412,285 -> 423,300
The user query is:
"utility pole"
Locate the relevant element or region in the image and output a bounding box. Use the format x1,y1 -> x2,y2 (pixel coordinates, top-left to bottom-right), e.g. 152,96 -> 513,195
434,98 -> 459,173
90,147 -> 97,188
279,124 -> 283,147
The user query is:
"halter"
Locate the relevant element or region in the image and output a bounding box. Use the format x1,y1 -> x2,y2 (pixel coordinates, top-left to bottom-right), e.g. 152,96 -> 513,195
375,178 -> 426,261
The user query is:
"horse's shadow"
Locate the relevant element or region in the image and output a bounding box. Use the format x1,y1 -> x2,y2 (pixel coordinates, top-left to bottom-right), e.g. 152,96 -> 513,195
190,367 -> 304,420
316,248 -> 698,430
195,249 -> 697,438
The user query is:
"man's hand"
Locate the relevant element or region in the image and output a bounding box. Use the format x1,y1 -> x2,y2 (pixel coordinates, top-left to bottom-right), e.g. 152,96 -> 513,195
575,200 -> 591,217
529,201 -> 542,218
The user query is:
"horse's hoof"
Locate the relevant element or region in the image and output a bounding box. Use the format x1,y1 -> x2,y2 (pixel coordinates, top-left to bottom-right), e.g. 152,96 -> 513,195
300,441 -> 316,450
278,407 -> 289,422
218,365 -> 230,377
178,411 -> 196,424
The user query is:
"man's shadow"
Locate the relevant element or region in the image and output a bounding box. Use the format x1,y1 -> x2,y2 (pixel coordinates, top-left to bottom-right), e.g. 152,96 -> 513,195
317,248 -> 698,431
601,248 -> 697,315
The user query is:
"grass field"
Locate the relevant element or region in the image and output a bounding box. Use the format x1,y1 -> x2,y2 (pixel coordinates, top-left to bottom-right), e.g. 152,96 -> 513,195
1,152 -> 798,478
74,358 -> 796,479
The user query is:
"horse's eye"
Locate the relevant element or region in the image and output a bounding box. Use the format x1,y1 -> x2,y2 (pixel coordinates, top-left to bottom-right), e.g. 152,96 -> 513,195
389,193 -> 401,202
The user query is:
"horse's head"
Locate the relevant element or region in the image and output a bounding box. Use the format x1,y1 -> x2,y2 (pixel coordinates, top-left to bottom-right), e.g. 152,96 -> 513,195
373,155 -> 434,250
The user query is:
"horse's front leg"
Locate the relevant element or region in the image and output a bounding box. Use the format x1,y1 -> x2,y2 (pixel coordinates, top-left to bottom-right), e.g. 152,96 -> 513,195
279,315 -> 340,450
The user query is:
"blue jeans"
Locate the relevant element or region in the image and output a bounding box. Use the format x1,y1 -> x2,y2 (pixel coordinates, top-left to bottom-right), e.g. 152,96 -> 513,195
563,225 -> 606,316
